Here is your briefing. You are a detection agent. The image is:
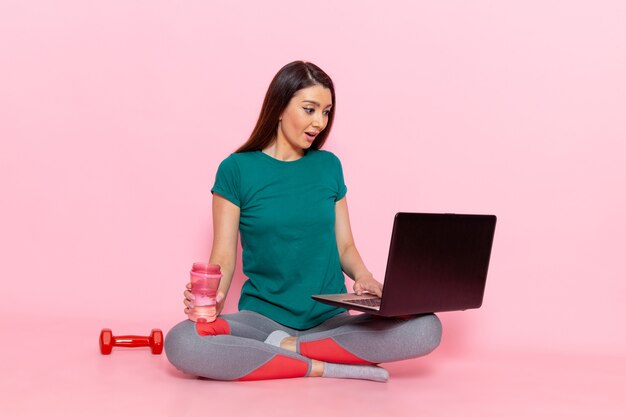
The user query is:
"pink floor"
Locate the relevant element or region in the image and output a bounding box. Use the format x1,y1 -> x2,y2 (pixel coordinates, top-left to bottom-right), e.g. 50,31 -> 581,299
2,315 -> 624,417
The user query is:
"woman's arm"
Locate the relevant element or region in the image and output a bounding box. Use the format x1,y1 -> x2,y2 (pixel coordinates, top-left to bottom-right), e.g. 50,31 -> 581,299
209,193 -> 241,313
183,193 -> 239,318
335,197 -> 383,297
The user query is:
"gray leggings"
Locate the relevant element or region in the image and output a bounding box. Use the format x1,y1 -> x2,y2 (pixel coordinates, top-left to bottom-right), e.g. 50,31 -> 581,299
165,310 -> 442,381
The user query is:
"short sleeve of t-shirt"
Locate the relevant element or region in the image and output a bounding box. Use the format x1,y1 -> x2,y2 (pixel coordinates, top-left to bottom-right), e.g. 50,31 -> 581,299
334,154 -> 348,201
211,155 -> 241,207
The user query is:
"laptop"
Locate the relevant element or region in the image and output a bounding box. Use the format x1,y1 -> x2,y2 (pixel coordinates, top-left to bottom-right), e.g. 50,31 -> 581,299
312,212 -> 497,316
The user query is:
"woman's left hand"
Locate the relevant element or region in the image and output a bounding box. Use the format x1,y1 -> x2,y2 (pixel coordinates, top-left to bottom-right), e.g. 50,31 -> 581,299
353,273 -> 383,297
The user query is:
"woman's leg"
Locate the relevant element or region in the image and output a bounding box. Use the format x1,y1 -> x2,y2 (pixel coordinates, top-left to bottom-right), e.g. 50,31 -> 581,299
164,311 -> 313,381
165,310 -> 390,382
291,313 -> 443,364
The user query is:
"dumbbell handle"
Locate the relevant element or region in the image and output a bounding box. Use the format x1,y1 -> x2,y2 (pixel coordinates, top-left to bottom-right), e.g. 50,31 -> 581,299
111,335 -> 151,348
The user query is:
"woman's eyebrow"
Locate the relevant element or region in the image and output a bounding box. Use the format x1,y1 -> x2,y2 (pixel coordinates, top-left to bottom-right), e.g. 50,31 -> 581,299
301,100 -> 333,108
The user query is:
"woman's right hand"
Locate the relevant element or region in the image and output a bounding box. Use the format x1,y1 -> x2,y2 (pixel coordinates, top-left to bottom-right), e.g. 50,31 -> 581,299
183,282 -> 194,317
183,283 -> 227,321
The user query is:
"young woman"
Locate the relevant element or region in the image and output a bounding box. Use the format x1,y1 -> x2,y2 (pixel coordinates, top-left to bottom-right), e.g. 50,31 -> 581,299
164,61 -> 442,382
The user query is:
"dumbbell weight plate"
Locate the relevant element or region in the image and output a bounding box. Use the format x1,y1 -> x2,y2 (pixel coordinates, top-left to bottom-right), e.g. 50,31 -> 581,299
150,329 -> 164,354
100,328 -> 113,354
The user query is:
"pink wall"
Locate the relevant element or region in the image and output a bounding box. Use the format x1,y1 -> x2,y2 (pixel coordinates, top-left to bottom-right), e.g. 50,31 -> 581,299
1,1 -> 625,356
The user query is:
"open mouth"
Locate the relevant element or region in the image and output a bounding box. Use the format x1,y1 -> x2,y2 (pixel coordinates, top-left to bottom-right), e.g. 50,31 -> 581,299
305,132 -> 318,139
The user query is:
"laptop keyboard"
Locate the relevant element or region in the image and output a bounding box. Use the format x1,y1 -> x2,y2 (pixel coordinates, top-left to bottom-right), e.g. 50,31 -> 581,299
342,298 -> 382,307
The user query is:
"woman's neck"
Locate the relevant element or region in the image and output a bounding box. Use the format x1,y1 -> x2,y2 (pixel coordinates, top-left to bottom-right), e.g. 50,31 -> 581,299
262,140 -> 304,162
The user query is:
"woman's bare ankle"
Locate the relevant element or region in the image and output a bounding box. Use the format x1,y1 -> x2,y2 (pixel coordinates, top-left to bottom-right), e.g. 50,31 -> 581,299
309,359 -> 325,377
277,337 -> 324,377
280,336 -> 297,352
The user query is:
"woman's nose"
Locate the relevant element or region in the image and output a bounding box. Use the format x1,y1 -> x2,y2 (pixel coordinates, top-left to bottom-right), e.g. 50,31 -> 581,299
312,112 -> 324,128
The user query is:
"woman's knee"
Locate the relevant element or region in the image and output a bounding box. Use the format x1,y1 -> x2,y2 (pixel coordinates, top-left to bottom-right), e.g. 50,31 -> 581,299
415,313 -> 442,355
391,313 -> 443,359
164,320 -> 238,379
164,320 -> 201,374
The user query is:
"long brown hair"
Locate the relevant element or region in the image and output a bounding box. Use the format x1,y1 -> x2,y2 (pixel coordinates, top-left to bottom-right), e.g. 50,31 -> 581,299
235,61 -> 336,153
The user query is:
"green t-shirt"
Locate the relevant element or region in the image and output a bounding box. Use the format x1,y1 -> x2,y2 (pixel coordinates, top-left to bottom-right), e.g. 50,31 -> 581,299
211,149 -> 348,329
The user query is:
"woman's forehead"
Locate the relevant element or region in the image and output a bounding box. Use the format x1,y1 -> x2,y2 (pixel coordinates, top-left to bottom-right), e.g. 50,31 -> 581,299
292,85 -> 332,106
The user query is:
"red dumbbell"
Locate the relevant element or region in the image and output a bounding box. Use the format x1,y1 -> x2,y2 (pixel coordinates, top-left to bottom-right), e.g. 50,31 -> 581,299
99,328 -> 164,355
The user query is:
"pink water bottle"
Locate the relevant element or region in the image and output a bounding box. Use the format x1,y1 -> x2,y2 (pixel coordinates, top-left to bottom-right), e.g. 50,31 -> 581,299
189,262 -> 222,323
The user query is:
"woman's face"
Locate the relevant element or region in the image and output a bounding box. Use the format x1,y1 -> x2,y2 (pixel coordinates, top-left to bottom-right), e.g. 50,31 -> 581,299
276,84 -> 333,153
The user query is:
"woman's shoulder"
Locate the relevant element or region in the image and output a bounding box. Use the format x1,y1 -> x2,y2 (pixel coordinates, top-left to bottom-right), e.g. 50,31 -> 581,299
308,150 -> 344,171
219,151 -> 261,166
308,149 -> 342,163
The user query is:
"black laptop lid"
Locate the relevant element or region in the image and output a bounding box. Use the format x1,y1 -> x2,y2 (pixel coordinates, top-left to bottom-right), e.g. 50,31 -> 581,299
379,213 -> 497,316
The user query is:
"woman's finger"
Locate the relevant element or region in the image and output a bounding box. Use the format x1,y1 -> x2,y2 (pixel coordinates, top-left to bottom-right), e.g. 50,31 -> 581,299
354,280 -> 382,297
364,278 -> 382,295
370,281 -> 383,297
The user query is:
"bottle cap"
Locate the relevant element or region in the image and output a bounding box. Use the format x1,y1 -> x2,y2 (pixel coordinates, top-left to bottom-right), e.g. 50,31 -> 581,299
192,262 -> 221,274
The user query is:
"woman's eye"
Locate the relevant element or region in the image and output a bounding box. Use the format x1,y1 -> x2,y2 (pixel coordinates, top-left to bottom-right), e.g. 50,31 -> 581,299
303,107 -> 314,114
323,110 -> 331,116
